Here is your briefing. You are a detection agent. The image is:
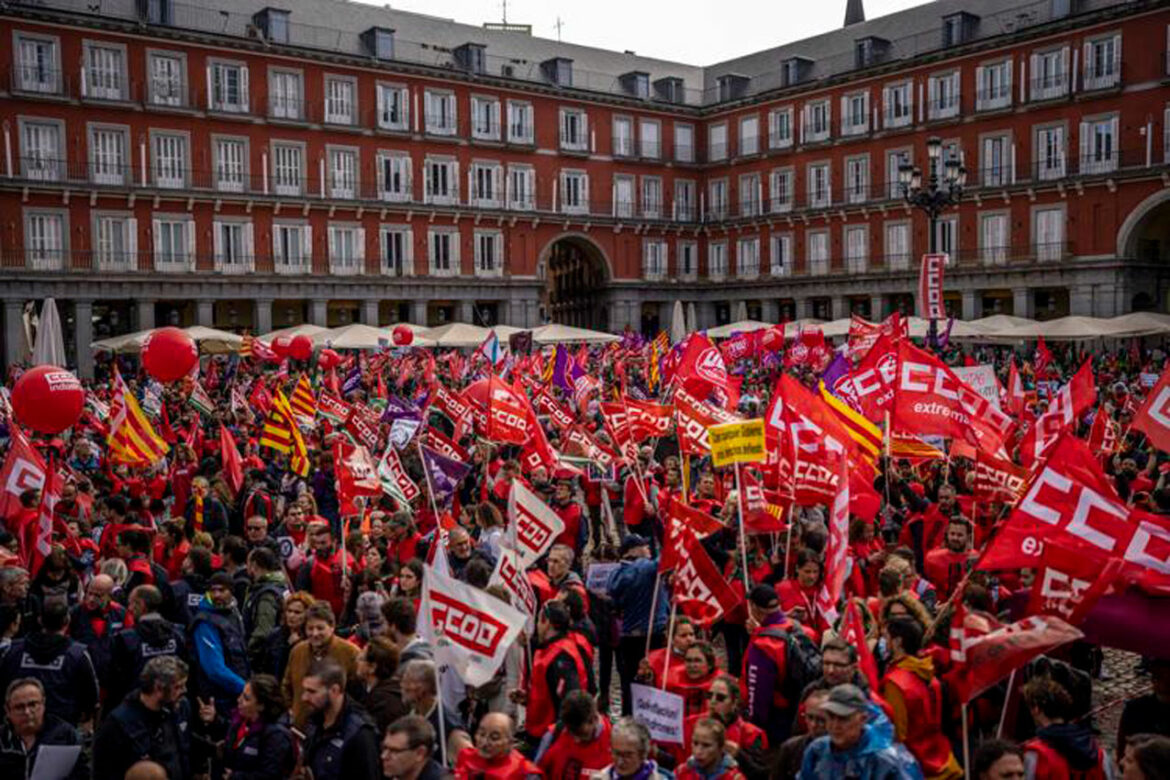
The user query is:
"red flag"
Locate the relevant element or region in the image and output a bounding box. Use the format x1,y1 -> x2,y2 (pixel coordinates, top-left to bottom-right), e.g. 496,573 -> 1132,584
815,459 -> 850,621
1027,539 -> 1124,625
1034,336 -> 1053,376
219,424 -> 244,495
673,386 -> 742,456
891,340 -> 1014,455
973,448 -> 1029,505
249,380 -> 272,416
661,501 -> 725,573
739,468 -> 787,533
1006,358 -> 1027,417
158,402 -> 177,445
918,253 -> 946,319
949,616 -> 1083,704
28,453 -> 62,577
1018,361 -> 1095,467
841,600 -> 880,691
1087,410 -> 1121,458
334,441 -> 382,514
1132,365 -> 1170,454
476,376 -> 534,445
718,330 -> 762,364
674,534 -> 740,627
948,603 -> 1000,665
0,426 -> 47,520
765,374 -> 850,507
842,334 -> 898,424
674,334 -> 731,398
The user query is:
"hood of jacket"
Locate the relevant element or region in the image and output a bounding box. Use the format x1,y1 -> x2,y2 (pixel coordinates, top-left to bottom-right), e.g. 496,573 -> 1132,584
25,631 -> 71,664
1036,722 -> 1100,770
895,652 -> 936,683
136,613 -> 178,644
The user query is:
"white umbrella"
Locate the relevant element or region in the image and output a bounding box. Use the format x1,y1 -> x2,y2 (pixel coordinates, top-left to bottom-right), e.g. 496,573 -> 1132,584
1103,311 -> 1170,337
429,322 -> 494,348
261,323 -> 328,342
531,323 -> 621,345
670,301 -> 687,344
966,314 -> 1037,335
32,298 -> 66,367
183,326 -> 243,354
782,319 -> 828,339
991,316 -> 1136,342
706,320 -> 773,339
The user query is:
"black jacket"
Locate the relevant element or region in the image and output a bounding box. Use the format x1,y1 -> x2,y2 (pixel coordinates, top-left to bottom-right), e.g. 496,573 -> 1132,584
221,717 -> 297,780
92,693 -> 190,780
107,613 -> 188,705
302,698 -> 381,780
0,714 -> 87,780
0,632 -> 99,724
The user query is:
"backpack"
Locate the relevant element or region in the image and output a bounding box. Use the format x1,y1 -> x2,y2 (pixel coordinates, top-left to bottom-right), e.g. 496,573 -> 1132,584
760,624 -> 822,705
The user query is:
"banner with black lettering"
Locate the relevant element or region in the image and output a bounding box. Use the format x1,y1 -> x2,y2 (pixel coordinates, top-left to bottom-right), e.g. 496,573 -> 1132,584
918,253 -> 946,319
420,563 -> 527,687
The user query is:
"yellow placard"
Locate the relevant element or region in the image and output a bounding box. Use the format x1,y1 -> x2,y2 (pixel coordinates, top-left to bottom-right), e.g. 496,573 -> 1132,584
708,419 -> 766,467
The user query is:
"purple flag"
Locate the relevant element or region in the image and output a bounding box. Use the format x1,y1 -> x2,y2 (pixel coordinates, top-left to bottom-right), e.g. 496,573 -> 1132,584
341,365 -> 363,396
938,317 -> 956,350
380,394 -> 422,425
550,346 -> 579,395
820,353 -> 851,395
420,445 -> 471,506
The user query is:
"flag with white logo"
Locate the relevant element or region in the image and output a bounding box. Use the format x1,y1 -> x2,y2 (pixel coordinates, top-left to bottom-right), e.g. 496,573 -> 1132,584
507,481 -> 565,566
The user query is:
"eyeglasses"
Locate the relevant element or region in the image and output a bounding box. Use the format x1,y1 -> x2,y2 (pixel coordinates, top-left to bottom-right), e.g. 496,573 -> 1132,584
381,745 -> 420,755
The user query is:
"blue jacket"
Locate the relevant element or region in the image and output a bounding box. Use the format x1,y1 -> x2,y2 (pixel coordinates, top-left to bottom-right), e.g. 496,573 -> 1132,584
606,557 -> 669,636
191,597 -> 248,699
799,706 -> 924,780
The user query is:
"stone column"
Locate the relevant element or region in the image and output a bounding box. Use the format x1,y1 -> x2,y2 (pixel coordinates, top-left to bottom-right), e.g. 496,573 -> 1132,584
527,300 -> 541,328
831,296 -> 848,320
961,290 -> 980,321
135,300 -> 156,332
1069,285 -> 1095,317
361,300 -> 379,326
310,299 -> 328,326
761,299 -> 780,324
74,299 -> 94,379
458,300 -> 475,325
795,298 -> 813,320
869,294 -> 884,320
4,300 -> 25,368
196,300 -> 215,327
1012,288 -> 1033,319
253,299 -> 273,335
411,300 -> 428,326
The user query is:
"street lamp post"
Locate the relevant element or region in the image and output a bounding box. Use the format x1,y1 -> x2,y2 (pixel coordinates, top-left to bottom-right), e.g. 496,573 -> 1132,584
899,136 -> 966,348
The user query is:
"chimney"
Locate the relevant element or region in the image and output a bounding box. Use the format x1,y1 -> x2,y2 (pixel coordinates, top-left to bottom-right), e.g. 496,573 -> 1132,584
844,0 -> 865,26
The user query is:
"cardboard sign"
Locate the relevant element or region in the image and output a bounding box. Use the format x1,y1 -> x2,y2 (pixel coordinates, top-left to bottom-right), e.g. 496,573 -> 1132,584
630,684 -> 685,744
953,365 -> 1002,409
708,419 -> 766,467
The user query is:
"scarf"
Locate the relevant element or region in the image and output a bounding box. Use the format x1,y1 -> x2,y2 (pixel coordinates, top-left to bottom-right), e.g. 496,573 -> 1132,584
193,495 -> 205,534
608,761 -> 658,780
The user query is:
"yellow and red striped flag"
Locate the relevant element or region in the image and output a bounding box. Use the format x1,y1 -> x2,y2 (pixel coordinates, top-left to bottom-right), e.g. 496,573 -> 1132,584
240,334 -> 254,358
289,374 -> 316,422
107,369 -> 169,466
819,381 -> 881,468
260,389 -> 311,477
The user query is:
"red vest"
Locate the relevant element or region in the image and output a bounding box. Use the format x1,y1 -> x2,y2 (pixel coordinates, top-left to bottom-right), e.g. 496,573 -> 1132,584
884,666 -> 954,776
552,502 -> 581,550
308,552 -> 344,616
126,555 -> 155,585
538,717 -> 612,780
1023,737 -> 1108,780
645,648 -> 687,688
667,670 -> 719,719
676,764 -> 745,780
741,620 -> 792,710
673,715 -> 767,766
454,747 -> 541,779
526,636 -> 588,738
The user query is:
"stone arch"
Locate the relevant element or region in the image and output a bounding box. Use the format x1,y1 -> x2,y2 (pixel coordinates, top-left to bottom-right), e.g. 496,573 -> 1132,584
537,233 -> 612,330
1116,188 -> 1170,261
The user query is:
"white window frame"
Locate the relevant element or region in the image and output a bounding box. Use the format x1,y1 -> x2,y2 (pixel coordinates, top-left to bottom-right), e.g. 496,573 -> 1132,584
269,68 -> 304,120
768,107 -> 793,149
643,238 -> 667,281
1080,114 -> 1119,175
18,117 -> 64,182
770,232 -> 793,277
92,211 -> 137,272
845,156 -> 869,205
886,148 -> 912,199
738,115 -> 759,156
271,141 -> 305,196
844,225 -> 868,274
1034,124 -> 1067,181
678,240 -> 698,280
807,161 -> 831,209
840,91 -> 869,136
979,133 -> 1012,187
1030,47 -> 1070,101
738,173 -> 761,218
641,176 -> 663,219
559,108 -> 589,152
1033,206 -> 1066,262
1083,33 -> 1121,91
708,240 -> 728,281
82,40 -> 127,101
507,164 -> 535,211
928,70 -> 960,120
769,168 -> 793,214
212,219 -> 254,273
380,224 -> 413,276
152,215 -> 196,272
328,223 -> 365,274
147,50 -> 186,107
212,135 -> 249,194
470,161 -> 503,208
979,211 -> 1010,265
424,156 -> 459,206
474,229 -> 503,277
376,83 -> 410,131
324,75 -> 357,126
612,116 -> 634,157
327,145 -> 359,199
708,178 -> 728,220
207,59 -> 249,113
884,221 -> 911,270
424,89 -> 457,136
88,123 -> 129,186
673,179 -> 696,222
559,169 -> 589,215
640,119 -> 662,159
272,221 -> 311,274
15,33 -> 61,94
507,101 -> 534,144
803,100 -> 831,143
24,209 -> 67,270
471,95 -> 501,141
674,122 -> 695,162
151,130 -> 188,189
708,122 -> 728,161
882,82 -> 912,129
737,236 -> 760,279
976,59 -> 1013,111
427,228 -> 460,276
807,229 -> 830,275
377,151 -> 412,203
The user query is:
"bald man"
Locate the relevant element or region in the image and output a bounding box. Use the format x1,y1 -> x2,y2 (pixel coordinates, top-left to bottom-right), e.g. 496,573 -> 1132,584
124,760 -> 168,780
453,712 -> 541,777
70,573 -> 127,682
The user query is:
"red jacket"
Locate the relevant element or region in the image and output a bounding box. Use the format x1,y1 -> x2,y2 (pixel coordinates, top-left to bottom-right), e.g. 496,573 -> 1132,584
454,747 -> 542,779
623,475 -> 655,527
526,636 -> 588,739
880,657 -> 958,777
923,547 -> 977,600
1023,735 -> 1108,780
666,669 -> 719,719
537,716 -> 612,780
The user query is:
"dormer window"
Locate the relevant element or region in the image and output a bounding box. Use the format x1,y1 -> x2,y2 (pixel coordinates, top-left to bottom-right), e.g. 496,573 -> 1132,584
620,71 -> 650,99
781,57 -> 813,87
455,43 -> 486,75
654,77 -> 684,104
542,58 -> 573,87
717,74 -> 749,102
139,0 -> 172,25
253,8 -> 290,44
362,27 -> 395,60
942,12 -> 979,46
855,37 -> 889,69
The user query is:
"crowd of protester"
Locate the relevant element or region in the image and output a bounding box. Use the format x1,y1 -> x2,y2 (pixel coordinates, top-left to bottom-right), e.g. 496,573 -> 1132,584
0,329 -> 1167,780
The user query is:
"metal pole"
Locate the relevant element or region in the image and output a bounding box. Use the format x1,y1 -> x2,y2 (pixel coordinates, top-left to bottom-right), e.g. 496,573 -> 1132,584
928,210 -> 939,350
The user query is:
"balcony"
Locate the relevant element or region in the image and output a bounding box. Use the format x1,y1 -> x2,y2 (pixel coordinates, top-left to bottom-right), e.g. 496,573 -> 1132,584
613,136 -> 635,158
975,87 -> 1012,112
9,67 -> 68,97
1030,74 -> 1069,102
1083,63 -> 1121,92
927,95 -> 960,121
640,140 -> 662,160
883,109 -> 913,130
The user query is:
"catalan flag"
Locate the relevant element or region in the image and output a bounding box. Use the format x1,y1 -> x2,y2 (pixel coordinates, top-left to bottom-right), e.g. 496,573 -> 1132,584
240,334 -> 254,358
289,374 -> 317,422
260,389 -> 312,477
649,331 -> 668,392
819,381 -> 881,467
107,369 -> 170,466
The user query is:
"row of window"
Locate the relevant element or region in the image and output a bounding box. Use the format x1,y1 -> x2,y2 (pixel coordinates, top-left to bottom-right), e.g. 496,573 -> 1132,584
645,209 -> 1067,279
710,35 -> 1120,160
18,211 -> 506,277
14,112 -> 1128,218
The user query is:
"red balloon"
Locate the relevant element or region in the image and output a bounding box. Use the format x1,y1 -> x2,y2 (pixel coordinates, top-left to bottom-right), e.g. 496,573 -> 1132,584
12,365 -> 85,434
761,325 -> 786,353
290,335 -> 313,361
271,335 -> 293,358
392,325 -> 413,346
142,327 -> 198,382
318,348 -> 340,370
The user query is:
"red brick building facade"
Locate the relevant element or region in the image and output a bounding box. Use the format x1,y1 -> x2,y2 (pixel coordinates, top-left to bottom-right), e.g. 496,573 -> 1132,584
2,0 -> 1169,375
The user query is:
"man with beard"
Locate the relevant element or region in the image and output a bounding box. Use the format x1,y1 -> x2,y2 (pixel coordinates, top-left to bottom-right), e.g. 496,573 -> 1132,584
190,571 -> 249,713
923,517 -> 978,600
108,585 -> 187,705
298,658 -> 380,780
93,656 -> 191,780
295,520 -> 349,617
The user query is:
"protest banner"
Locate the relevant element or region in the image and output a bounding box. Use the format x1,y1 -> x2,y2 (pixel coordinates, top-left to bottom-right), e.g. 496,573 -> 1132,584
629,683 -> 685,744
708,419 -> 766,467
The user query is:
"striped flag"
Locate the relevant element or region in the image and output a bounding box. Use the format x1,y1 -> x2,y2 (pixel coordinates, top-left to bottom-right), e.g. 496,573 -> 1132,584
107,369 -> 170,466
188,382 -> 215,418
648,331 -> 668,392
260,389 -> 312,477
240,334 -> 254,358
819,381 -> 881,467
289,374 -> 316,423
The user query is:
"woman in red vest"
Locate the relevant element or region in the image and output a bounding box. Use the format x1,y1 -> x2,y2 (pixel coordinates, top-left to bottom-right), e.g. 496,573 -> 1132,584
775,549 -> 828,640
675,718 -> 746,780
1021,677 -> 1110,780
535,690 -> 612,780
667,642 -> 720,719
454,712 -> 542,779
639,615 -> 697,687
520,601 -> 590,746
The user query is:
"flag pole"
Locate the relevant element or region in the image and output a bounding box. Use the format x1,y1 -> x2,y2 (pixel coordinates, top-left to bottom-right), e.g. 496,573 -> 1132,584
433,661 -> 449,768
996,669 -> 1016,739
417,440 -> 444,527
645,571 -> 663,657
660,599 -> 677,690
961,701 -> 971,779
734,462 -> 751,592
